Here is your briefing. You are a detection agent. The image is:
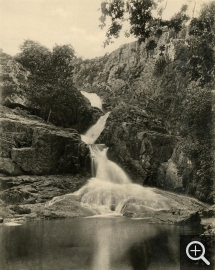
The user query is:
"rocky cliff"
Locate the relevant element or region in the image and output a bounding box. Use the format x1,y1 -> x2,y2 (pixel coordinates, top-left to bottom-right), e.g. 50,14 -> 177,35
0,50 -> 99,219
73,32 -> 214,204
0,105 -> 90,175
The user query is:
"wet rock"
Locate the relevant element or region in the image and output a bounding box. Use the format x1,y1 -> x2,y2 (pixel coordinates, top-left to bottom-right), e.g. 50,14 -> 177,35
120,188 -> 207,224
123,211 -> 134,218
43,194 -> 97,218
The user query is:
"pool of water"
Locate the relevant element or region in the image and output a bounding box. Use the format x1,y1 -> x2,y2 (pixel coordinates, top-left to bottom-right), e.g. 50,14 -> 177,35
0,217 -> 202,270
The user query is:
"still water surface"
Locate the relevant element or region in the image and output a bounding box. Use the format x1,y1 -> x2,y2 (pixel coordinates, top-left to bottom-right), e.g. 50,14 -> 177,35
0,217 -> 201,270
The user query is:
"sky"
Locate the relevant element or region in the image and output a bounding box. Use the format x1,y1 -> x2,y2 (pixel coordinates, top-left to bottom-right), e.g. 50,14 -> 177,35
0,0 -> 213,59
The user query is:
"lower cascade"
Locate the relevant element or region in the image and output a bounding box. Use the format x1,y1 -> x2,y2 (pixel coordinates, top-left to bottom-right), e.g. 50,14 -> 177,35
47,111 -> 185,215
73,144 -> 174,214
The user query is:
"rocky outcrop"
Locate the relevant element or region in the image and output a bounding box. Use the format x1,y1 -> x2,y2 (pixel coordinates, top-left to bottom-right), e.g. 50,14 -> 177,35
97,104 -> 177,184
0,174 -> 93,219
0,51 -> 29,109
157,146 -> 193,192
73,34 -> 214,204
0,50 -> 101,133
0,105 -> 90,175
73,33 -> 174,110
38,186 -> 207,224
121,188 -> 207,224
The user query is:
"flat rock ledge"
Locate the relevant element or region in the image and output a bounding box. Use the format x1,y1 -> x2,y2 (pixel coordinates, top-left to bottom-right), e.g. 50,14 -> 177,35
0,174 -> 212,227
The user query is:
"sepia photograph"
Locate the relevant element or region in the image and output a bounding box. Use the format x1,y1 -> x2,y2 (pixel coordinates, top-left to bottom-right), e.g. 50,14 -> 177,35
0,0 -> 214,269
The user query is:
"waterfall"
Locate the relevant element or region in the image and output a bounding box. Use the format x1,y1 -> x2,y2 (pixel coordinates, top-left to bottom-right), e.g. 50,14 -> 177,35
81,112 -> 110,144
89,145 -> 130,184
47,96 -> 179,216
81,91 -> 104,112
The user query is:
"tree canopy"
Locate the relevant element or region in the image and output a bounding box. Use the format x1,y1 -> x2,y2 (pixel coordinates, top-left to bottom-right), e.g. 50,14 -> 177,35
15,40 -> 89,128
99,0 -> 190,46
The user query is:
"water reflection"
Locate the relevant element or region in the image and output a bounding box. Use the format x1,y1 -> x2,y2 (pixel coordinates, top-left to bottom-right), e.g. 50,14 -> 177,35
0,218 -> 202,270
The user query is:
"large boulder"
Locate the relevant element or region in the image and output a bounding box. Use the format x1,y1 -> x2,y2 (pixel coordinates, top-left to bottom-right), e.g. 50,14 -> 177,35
121,188 -> 206,225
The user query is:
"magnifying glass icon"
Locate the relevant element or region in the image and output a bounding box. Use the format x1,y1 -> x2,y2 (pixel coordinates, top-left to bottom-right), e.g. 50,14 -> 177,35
186,241 -> 210,265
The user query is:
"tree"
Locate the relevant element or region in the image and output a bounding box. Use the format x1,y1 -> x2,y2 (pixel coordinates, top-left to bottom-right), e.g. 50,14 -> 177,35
16,40 -> 89,128
99,0 -> 189,46
15,40 -> 52,74
188,1 -> 215,85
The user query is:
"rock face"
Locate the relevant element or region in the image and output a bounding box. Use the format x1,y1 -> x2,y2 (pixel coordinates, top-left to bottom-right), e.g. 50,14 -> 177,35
73,36 -> 183,187
97,104 -> 178,184
0,51 -> 29,109
73,34 -> 173,110
73,35 -> 214,203
0,50 -> 102,219
0,105 -> 89,175
157,146 -> 193,192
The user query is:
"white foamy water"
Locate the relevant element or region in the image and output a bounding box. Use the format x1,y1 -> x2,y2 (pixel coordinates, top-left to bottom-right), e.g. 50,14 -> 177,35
81,112 -> 110,144
48,107 -> 179,215
4,222 -> 22,226
73,145 -> 176,214
48,143 -> 177,215
81,91 -> 104,112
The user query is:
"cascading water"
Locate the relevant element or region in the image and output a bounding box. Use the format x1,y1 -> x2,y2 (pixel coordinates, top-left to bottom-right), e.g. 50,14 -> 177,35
81,112 -> 110,145
47,95 -> 182,216
81,91 -> 104,112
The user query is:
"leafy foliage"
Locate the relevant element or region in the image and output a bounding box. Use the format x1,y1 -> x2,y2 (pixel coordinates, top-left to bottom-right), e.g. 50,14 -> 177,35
148,2 -> 215,202
15,40 -> 90,128
188,3 -> 215,85
99,0 -> 190,45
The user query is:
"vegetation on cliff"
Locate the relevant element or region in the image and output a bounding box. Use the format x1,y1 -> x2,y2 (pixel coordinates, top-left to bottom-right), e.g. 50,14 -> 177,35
149,2 -> 215,202
13,40 -> 94,130
99,0 -> 189,46
73,1 -> 215,203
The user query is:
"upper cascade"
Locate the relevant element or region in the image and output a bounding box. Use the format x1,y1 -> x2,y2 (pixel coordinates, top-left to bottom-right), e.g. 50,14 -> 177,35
81,91 -> 104,112
81,112 -> 110,144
